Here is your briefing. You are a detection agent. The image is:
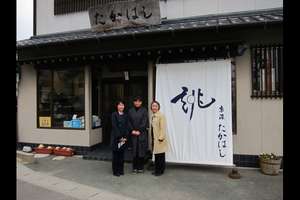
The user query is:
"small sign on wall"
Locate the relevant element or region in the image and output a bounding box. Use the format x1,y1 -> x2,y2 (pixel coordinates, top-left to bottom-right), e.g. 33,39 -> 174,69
39,117 -> 51,128
124,71 -> 129,80
89,0 -> 161,32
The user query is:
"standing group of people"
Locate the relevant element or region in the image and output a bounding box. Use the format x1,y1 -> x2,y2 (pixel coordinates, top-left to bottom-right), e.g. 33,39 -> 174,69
110,96 -> 168,177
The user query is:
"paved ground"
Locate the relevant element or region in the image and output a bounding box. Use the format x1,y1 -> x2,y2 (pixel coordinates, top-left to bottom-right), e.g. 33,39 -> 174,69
17,180 -> 80,200
17,155 -> 283,200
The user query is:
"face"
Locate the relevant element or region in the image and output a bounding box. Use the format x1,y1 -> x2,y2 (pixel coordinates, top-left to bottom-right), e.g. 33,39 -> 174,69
117,103 -> 125,112
151,102 -> 159,113
133,100 -> 142,108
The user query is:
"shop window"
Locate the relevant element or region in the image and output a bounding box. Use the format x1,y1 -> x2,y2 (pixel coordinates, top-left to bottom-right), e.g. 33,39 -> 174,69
250,44 -> 283,98
37,67 -> 85,129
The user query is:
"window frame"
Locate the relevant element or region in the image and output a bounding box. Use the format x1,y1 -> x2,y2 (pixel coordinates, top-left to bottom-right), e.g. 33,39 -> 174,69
54,0 -> 130,15
36,66 -> 86,130
250,44 -> 283,98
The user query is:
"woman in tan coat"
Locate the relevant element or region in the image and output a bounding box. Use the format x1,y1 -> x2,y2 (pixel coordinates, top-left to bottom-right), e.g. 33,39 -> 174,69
150,101 -> 168,176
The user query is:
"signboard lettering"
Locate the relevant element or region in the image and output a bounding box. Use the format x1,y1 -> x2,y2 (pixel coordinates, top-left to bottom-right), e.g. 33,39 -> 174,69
89,0 -> 161,31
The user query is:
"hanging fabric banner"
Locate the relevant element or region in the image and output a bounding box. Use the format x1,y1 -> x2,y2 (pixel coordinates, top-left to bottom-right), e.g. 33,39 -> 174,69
155,60 -> 233,166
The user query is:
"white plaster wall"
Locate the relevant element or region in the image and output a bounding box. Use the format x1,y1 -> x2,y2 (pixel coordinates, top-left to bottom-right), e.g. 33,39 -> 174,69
36,0 -> 90,35
178,0 -> 282,18
233,48 -> 283,156
17,65 -> 94,147
36,0 -> 283,35
90,128 -> 102,146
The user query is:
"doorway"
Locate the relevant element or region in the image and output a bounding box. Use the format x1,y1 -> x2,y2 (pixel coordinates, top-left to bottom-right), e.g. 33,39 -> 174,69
101,77 -> 148,145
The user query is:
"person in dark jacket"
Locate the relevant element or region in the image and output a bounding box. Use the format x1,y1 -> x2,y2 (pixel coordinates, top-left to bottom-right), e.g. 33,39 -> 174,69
111,101 -> 129,177
128,96 -> 149,174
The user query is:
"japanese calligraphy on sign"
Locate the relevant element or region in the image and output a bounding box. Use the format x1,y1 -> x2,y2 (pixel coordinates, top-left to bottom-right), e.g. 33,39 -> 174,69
88,0 -> 161,32
156,60 -> 233,165
170,86 -> 216,120
217,105 -> 227,158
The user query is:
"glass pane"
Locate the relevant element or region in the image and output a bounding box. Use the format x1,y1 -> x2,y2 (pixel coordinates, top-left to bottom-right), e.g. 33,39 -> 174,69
52,68 -> 85,129
38,69 -> 52,119
102,83 -> 124,145
103,83 -> 124,114
128,81 -> 148,110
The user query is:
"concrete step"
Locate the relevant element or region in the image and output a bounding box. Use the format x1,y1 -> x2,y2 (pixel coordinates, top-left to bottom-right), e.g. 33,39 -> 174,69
17,150 -> 36,164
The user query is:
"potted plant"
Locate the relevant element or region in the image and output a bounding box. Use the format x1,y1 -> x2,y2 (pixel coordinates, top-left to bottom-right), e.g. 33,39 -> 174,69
259,153 -> 282,175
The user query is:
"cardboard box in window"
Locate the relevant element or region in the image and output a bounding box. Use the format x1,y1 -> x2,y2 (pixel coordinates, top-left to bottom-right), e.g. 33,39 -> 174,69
63,121 -> 72,128
71,119 -> 81,128
92,115 -> 101,128
93,121 -> 101,127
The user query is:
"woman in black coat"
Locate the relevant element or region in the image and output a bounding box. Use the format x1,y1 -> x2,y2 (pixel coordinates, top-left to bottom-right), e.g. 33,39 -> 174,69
111,101 -> 129,177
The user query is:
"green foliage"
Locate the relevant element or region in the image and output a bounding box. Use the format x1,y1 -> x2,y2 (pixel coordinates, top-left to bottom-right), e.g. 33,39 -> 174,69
259,153 -> 280,160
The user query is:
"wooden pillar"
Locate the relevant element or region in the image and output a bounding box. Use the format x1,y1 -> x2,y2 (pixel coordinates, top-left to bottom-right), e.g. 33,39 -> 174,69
147,60 -> 155,151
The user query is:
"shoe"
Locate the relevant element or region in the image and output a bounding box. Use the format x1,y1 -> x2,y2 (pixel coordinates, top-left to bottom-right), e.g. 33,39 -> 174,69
132,169 -> 137,174
151,172 -> 161,176
154,173 -> 162,176
113,173 -> 120,177
120,172 -> 124,175
137,170 -> 144,173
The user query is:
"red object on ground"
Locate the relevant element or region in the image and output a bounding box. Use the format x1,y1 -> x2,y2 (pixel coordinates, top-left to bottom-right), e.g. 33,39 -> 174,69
34,148 -> 53,154
53,149 -> 74,156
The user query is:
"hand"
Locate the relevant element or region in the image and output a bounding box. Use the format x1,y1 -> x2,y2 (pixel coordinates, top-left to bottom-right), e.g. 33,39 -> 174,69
132,130 -> 140,136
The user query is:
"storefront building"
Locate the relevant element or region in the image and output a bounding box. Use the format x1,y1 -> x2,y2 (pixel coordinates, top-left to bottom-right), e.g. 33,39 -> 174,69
16,0 -> 283,167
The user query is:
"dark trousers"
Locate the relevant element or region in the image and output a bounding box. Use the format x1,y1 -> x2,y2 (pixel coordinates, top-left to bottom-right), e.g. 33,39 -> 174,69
132,136 -> 144,170
112,150 -> 125,175
133,156 -> 144,170
154,153 -> 166,174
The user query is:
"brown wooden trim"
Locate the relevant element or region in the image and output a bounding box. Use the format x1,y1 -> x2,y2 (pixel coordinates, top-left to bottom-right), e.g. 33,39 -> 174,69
231,61 -> 237,135
33,0 -> 36,36
153,62 -> 156,100
250,44 -> 283,98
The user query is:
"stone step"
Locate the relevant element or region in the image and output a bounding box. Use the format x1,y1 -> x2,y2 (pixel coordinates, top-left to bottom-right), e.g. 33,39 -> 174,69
17,151 -> 36,164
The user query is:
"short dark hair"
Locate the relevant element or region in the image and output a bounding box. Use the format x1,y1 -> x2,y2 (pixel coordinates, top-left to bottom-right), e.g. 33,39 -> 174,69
151,100 -> 160,110
115,100 -> 125,108
133,96 -> 143,102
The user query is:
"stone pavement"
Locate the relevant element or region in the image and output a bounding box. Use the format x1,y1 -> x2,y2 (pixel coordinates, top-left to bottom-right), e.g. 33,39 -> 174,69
17,155 -> 283,200
17,179 -> 80,200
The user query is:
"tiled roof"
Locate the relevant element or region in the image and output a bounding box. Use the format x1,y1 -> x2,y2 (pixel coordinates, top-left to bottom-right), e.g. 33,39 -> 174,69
17,7 -> 282,49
